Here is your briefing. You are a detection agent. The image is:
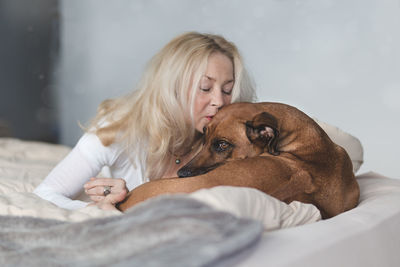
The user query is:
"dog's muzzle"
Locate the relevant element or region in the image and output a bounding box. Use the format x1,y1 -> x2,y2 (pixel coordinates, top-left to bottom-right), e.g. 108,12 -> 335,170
177,167 -> 195,178
177,163 -> 222,178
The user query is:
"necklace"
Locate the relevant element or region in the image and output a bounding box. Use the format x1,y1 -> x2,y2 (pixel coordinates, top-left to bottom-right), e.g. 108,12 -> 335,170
172,146 -> 194,165
173,151 -> 189,164
171,136 -> 202,165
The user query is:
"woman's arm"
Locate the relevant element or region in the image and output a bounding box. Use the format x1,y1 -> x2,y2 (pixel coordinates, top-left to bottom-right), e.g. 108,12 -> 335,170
34,133 -> 109,209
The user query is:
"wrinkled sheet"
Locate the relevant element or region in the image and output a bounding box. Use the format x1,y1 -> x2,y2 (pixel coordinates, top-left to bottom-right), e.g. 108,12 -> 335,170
0,138 -> 120,221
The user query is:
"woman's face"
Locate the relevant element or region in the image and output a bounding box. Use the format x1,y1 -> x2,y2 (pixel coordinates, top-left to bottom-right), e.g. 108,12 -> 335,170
193,52 -> 234,133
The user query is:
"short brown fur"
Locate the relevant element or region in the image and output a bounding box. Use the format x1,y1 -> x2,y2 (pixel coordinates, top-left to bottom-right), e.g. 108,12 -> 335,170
118,102 -> 360,218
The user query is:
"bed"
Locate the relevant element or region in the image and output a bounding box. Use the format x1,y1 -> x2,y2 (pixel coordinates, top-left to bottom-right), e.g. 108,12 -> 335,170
0,121 -> 399,266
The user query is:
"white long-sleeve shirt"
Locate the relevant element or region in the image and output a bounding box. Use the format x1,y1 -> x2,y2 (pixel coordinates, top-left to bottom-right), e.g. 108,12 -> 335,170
34,133 -> 145,209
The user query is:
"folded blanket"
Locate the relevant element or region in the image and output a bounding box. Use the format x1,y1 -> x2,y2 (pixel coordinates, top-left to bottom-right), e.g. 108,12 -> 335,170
0,195 -> 263,267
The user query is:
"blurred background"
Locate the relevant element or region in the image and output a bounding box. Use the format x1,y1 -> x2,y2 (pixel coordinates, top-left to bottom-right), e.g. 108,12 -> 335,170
0,0 -> 399,178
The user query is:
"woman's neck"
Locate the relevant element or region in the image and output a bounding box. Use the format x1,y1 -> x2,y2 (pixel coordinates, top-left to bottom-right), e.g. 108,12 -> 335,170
162,132 -> 204,178
162,152 -> 195,178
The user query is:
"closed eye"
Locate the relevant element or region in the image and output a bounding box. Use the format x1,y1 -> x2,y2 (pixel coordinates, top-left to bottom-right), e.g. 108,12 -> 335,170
222,81 -> 234,95
222,89 -> 232,95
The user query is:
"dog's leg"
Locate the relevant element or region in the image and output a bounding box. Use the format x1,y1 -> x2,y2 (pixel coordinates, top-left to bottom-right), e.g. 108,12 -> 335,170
269,170 -> 317,203
118,156 -> 297,211
117,175 -> 220,211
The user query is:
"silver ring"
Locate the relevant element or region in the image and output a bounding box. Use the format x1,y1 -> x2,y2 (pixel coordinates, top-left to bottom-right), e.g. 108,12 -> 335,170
103,185 -> 111,196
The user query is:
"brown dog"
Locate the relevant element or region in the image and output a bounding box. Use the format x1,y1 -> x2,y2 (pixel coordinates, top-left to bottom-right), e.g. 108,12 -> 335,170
118,102 -> 360,218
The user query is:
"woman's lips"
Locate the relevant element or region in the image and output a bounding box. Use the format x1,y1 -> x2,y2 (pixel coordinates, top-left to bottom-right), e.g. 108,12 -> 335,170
206,116 -> 214,121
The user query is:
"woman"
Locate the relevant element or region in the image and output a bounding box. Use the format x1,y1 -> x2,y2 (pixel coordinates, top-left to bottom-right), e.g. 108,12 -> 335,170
34,31 -> 256,210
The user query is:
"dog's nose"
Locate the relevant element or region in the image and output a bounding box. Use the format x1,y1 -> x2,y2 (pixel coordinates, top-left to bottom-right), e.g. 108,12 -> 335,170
177,168 -> 192,178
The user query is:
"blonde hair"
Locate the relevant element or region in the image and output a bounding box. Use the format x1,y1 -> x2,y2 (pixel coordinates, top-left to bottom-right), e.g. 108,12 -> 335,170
87,32 -> 256,180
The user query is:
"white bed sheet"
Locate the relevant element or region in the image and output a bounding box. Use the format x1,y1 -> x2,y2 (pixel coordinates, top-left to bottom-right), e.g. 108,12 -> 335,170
225,172 -> 400,267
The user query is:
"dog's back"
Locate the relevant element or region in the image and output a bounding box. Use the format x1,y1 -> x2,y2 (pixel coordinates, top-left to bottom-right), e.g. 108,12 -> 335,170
259,102 -> 359,217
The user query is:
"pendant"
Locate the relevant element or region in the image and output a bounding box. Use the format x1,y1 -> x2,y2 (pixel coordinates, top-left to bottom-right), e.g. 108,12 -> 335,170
175,158 -> 181,164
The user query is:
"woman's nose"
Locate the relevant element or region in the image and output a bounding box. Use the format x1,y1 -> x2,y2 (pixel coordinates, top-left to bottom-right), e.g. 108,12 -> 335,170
210,89 -> 224,107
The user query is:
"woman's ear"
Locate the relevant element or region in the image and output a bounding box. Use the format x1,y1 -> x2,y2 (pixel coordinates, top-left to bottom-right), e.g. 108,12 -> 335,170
245,112 -> 279,155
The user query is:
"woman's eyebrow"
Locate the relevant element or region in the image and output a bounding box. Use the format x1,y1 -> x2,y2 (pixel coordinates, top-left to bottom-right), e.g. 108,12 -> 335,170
204,75 -> 216,81
222,79 -> 234,87
204,75 -> 234,84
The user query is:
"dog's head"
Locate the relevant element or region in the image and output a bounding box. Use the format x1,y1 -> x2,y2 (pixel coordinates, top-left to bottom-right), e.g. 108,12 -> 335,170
178,103 -> 280,178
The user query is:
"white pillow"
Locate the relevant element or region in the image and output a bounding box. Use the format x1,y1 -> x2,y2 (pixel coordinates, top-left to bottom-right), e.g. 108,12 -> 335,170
314,118 -> 364,174
189,186 -> 321,232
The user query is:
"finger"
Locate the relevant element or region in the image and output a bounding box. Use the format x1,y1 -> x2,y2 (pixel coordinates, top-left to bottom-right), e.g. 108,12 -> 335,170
84,187 -> 97,196
104,190 -> 127,205
84,177 -> 99,190
84,178 -> 123,189
90,195 -> 105,202
85,185 -> 110,196
84,177 -> 115,188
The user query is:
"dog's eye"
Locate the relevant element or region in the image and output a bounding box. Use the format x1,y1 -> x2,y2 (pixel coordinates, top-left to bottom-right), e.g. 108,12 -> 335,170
214,140 -> 231,152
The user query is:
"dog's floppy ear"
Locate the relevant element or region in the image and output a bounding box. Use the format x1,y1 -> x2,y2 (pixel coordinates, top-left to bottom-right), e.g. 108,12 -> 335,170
246,112 -> 279,155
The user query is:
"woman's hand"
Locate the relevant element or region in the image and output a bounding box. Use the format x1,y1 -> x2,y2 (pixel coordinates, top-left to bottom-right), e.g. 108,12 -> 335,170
84,178 -> 128,209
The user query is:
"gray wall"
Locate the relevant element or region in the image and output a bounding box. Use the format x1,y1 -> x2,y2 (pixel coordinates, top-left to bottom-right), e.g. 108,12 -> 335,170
56,0 -> 400,178
0,0 -> 59,142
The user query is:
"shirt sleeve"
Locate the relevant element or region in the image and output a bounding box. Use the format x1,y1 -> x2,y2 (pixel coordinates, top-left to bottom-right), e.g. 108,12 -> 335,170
34,133 -> 112,210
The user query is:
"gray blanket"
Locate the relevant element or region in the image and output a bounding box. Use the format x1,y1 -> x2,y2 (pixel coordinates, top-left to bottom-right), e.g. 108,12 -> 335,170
0,195 -> 262,267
